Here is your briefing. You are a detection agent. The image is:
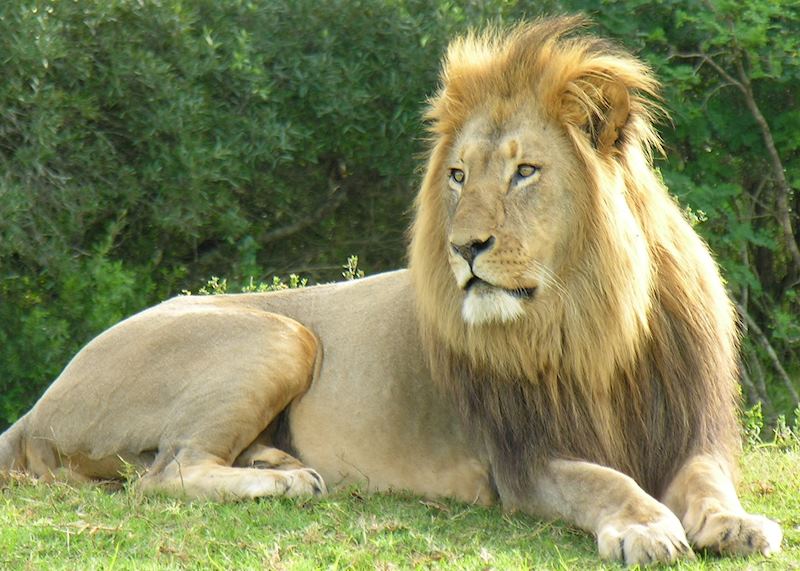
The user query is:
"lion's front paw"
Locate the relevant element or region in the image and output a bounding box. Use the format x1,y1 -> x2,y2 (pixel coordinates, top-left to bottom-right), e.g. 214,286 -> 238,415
688,510 -> 782,556
598,508 -> 693,566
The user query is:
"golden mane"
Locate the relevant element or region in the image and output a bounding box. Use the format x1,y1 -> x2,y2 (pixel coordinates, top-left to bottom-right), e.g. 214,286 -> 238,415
408,16 -> 740,500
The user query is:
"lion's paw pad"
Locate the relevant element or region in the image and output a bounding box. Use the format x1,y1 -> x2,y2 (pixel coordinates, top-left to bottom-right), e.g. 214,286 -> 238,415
599,512 -> 693,566
690,511 -> 782,556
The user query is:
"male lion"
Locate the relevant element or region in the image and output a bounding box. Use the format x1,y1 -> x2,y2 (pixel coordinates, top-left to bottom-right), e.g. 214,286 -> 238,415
0,17 -> 783,565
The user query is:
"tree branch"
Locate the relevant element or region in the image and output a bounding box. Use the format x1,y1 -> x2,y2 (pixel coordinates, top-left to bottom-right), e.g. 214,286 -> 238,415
677,48 -> 800,279
736,302 -> 800,407
739,360 -> 762,405
731,59 -> 800,279
258,163 -> 350,245
258,188 -> 348,245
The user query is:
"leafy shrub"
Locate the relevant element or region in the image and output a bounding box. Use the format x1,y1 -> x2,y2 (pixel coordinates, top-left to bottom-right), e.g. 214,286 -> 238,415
0,0 -> 490,426
1,0 -> 797,428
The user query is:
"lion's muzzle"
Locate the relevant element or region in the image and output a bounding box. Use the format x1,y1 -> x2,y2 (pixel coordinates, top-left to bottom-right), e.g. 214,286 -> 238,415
450,235 -> 496,267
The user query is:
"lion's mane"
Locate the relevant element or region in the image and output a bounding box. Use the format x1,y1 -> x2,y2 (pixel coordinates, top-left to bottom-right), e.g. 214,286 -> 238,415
408,17 -> 740,501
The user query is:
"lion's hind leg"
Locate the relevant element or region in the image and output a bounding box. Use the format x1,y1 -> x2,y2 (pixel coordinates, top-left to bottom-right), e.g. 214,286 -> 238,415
662,454 -> 782,557
133,305 -> 325,501
140,448 -> 324,500
235,441 -> 327,493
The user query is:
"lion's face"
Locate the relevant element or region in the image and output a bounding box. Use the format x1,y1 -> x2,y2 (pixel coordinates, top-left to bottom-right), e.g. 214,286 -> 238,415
444,107 -> 581,326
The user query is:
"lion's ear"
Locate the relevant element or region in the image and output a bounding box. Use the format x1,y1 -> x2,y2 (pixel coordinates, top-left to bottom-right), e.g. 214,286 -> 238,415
560,76 -> 631,154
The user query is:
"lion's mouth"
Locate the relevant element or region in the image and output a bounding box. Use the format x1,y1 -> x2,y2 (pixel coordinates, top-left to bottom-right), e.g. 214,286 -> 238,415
465,276 -> 537,300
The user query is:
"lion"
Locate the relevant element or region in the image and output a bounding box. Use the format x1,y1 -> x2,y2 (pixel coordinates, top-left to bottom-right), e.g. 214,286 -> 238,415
0,17 -> 783,565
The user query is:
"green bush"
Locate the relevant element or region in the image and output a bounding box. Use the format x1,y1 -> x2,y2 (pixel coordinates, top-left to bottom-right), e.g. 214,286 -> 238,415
1,0 -> 797,428
0,0 -> 534,426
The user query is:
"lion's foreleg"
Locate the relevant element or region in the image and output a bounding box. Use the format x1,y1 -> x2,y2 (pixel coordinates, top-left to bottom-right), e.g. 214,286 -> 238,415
661,454 -> 782,556
525,459 -> 692,566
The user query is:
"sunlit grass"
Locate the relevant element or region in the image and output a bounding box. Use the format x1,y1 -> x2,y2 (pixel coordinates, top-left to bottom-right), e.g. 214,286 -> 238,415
1,448 -> 798,570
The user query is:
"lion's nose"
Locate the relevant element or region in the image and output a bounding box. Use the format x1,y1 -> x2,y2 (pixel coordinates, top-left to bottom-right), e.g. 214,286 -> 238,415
451,235 -> 496,266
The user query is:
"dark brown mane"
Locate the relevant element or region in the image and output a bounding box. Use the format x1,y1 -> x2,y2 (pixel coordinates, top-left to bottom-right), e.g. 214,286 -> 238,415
430,292 -> 740,501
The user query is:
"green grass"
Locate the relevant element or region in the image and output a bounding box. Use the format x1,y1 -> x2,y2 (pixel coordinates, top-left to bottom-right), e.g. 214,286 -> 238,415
1,448 -> 798,570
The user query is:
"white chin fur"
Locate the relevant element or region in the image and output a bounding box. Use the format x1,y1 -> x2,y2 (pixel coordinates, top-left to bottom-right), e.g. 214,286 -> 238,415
462,288 -> 524,325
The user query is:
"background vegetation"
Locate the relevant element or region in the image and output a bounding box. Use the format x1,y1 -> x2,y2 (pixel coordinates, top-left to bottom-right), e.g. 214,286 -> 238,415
1,0 -> 798,427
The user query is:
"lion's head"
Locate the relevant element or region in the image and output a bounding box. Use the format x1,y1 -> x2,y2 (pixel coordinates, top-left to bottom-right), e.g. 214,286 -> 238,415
410,16 -> 664,383
408,16 -> 739,500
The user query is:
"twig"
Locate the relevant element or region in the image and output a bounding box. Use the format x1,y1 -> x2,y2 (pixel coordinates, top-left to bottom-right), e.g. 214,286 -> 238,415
747,343 -> 769,403
674,48 -> 800,280
732,58 -> 800,279
257,161 -> 350,245
736,241 -> 764,406
736,302 -> 800,406
258,187 -> 348,244
738,361 -> 761,407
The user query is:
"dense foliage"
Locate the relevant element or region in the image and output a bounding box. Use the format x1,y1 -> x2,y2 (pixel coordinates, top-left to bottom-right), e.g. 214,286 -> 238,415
1,0 -> 798,428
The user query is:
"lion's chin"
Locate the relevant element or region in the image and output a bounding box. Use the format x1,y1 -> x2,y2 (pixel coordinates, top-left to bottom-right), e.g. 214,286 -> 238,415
461,285 -> 525,326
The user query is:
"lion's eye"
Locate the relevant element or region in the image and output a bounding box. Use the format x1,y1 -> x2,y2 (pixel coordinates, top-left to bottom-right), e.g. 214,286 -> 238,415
516,164 -> 539,178
449,168 -> 465,185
